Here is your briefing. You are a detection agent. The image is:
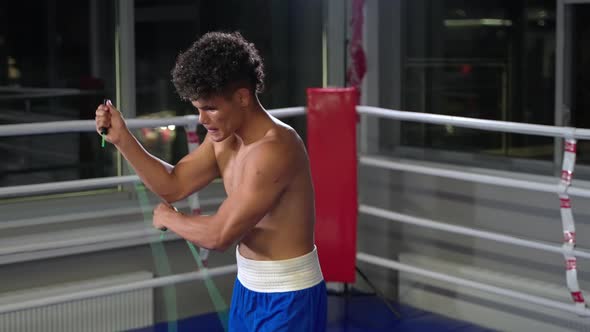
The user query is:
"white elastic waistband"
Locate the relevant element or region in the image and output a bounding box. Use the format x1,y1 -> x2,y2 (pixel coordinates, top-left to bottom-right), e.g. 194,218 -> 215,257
236,245 -> 324,293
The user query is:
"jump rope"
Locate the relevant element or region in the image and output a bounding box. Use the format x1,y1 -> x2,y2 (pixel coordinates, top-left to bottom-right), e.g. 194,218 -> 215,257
100,99 -> 228,331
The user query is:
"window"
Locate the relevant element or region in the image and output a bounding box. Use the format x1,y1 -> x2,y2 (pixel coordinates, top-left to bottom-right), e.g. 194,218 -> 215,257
383,0 -> 557,174
132,0 -> 323,163
0,0 -> 323,188
572,5 -> 590,164
0,0 -> 117,187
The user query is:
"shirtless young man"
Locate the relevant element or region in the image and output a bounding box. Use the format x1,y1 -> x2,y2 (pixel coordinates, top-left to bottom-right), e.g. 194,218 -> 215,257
95,32 -> 327,331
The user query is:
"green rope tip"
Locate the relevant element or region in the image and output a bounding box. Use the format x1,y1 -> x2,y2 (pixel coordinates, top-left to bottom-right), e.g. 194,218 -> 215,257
100,126 -> 108,148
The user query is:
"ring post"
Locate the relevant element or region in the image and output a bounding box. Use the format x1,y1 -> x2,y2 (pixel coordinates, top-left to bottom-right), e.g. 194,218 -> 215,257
306,87 -> 359,283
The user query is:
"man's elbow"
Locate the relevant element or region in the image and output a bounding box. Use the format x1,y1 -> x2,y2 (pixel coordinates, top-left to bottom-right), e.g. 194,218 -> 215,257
156,173 -> 187,203
210,237 -> 232,252
159,184 -> 190,203
207,230 -> 235,252
160,191 -> 184,204
211,244 -> 231,252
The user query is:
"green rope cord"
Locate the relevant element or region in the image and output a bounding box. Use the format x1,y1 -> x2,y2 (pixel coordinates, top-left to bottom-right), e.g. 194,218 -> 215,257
136,182 -> 230,331
135,183 -> 178,332
186,241 -> 229,331
99,109 -> 225,330
105,125 -> 227,330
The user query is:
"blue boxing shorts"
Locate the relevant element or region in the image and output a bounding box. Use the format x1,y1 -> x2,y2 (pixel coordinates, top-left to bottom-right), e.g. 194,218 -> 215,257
228,245 -> 327,332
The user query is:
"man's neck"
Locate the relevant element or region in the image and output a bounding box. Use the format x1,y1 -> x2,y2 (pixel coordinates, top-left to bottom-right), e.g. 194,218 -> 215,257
234,100 -> 272,145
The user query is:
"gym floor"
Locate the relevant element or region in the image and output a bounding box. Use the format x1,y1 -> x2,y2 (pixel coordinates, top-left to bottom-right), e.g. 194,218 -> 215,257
132,293 -> 493,332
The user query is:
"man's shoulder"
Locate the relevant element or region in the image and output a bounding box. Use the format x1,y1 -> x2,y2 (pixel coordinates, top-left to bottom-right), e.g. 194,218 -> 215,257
249,136 -> 290,161
247,128 -> 302,168
260,125 -> 303,152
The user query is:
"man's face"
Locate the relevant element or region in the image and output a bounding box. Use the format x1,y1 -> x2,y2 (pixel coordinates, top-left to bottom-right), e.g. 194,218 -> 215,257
192,93 -> 243,142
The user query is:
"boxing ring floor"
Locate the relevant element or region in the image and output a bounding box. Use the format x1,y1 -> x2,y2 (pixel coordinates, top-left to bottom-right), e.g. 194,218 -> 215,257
131,294 -> 493,332
1,100 -> 590,331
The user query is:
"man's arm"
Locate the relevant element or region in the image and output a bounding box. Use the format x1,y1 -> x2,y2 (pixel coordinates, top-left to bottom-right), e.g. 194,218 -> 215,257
117,132 -> 220,202
154,141 -> 294,250
96,102 -> 219,202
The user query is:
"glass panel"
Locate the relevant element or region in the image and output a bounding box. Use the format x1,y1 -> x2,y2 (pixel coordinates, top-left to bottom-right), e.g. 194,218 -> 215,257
0,0 -> 117,188
133,0 -> 323,163
571,5 -> 590,164
390,0 -> 556,171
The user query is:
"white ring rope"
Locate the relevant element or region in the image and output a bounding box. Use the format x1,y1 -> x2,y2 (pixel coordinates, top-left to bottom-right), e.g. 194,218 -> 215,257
557,139 -> 587,308
357,106 -> 590,312
0,107 -> 305,137
359,204 -> 590,260
357,252 -> 590,317
359,155 -> 590,198
357,106 -> 590,139
0,265 -> 237,315
1,105 -> 589,317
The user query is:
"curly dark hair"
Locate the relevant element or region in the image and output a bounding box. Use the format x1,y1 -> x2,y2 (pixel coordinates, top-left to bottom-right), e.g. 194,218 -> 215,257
171,31 -> 265,101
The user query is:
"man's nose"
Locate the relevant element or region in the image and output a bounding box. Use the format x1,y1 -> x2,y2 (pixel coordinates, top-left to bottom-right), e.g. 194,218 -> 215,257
199,112 -> 208,124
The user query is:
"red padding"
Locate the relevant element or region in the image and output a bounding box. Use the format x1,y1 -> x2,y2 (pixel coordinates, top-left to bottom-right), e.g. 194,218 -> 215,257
307,87 -> 358,283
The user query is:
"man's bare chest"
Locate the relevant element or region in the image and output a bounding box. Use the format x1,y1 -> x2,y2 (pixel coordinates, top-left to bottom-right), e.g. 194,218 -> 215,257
216,149 -> 246,195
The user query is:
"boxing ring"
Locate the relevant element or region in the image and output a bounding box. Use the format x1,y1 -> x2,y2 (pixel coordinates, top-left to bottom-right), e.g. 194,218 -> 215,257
0,88 -> 589,331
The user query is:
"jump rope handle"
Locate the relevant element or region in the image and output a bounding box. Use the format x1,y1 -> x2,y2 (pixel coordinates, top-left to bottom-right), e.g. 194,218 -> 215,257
158,203 -> 174,232
100,99 -> 109,147
99,99 -> 168,232
157,204 -> 179,232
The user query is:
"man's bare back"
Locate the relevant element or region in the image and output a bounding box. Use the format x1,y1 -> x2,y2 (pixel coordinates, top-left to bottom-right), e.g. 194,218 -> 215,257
213,118 -> 315,261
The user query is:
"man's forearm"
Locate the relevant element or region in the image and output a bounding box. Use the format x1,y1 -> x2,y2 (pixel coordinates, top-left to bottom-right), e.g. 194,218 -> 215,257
115,130 -> 178,201
165,213 -> 223,250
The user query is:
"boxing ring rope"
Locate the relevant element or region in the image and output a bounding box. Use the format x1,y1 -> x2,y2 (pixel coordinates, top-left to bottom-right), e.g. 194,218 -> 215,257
0,108 -> 305,256
360,155 -> 590,199
0,265 -> 238,315
358,205 -> 590,259
0,198 -> 225,230
0,107 -> 305,199
1,105 -> 589,317
357,106 -> 590,139
356,252 -> 590,316
356,105 -> 590,316
0,107 -> 304,315
0,116 -> 198,137
0,175 -> 139,198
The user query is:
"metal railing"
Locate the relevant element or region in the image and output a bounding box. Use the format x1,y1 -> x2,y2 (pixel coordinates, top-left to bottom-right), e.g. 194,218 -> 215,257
357,105 -> 590,316
1,105 -> 589,318
0,265 -> 237,314
358,106 -> 590,139
0,107 -> 305,199
0,107 -> 305,315
356,253 -> 590,316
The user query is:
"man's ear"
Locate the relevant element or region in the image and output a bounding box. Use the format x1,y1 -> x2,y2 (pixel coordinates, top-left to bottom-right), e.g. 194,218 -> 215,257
234,88 -> 251,108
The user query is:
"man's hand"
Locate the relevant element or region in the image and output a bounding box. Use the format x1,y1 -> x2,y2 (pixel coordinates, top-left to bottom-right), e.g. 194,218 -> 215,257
153,202 -> 180,230
95,99 -> 130,146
